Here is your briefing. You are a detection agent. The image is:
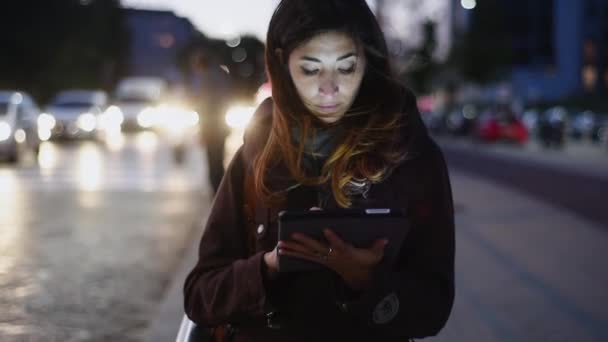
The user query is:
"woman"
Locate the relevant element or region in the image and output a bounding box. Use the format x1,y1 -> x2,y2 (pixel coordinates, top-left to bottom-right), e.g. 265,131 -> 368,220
184,0 -> 455,341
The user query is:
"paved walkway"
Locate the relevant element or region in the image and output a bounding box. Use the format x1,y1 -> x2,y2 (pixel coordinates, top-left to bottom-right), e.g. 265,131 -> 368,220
430,170 -> 608,342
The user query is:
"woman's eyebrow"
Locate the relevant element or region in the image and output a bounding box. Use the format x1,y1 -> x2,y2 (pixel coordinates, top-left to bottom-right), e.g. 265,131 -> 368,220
300,52 -> 356,62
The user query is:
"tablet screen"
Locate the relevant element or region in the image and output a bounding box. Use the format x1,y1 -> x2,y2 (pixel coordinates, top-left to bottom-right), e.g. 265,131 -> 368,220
277,208 -> 410,272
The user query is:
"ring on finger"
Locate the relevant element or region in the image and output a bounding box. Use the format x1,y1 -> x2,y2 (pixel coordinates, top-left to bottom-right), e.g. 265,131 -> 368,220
318,247 -> 333,261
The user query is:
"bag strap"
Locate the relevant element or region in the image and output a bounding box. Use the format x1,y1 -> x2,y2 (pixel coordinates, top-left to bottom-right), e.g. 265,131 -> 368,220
241,99 -> 273,255
243,166 -> 267,255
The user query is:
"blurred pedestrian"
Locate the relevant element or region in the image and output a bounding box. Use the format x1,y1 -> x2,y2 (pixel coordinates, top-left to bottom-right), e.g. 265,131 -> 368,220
184,0 -> 454,341
188,49 -> 232,194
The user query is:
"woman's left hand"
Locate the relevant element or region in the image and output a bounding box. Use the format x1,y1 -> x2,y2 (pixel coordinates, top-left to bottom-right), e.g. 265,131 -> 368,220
278,229 -> 388,290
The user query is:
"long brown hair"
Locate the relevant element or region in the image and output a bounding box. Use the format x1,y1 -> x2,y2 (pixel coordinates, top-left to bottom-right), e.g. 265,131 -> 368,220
256,0 -> 414,208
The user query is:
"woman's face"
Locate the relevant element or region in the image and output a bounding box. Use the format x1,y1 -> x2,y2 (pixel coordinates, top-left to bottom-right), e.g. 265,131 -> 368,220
288,31 -> 366,124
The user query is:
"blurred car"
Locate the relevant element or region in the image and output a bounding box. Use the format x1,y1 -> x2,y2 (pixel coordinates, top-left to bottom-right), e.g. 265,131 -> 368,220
222,81 -> 269,135
569,110 -> 596,141
445,104 -> 480,136
591,116 -> 607,145
0,91 -> 41,162
153,99 -> 200,164
45,90 -> 108,140
538,106 -> 568,148
474,104 -> 528,144
113,77 -> 167,131
520,108 -> 541,137
421,110 -> 446,134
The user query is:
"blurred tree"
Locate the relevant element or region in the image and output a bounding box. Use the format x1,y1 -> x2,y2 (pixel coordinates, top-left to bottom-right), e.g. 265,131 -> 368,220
178,34 -> 266,102
0,0 -> 129,103
227,35 -> 267,100
407,20 -> 438,93
451,0 -> 513,83
176,32 -> 208,76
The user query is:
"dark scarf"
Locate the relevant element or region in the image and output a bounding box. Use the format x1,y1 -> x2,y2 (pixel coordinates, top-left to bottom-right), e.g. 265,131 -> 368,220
291,125 -> 343,176
290,125 -> 373,207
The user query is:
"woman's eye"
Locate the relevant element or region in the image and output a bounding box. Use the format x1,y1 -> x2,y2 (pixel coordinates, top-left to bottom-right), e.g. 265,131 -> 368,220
301,68 -> 319,76
338,65 -> 356,75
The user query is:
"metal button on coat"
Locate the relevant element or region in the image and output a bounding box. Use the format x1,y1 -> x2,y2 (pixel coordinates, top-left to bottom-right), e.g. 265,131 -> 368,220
372,293 -> 400,324
257,224 -> 265,235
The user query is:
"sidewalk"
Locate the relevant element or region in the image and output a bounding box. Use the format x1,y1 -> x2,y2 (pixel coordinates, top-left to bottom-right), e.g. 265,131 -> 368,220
436,136 -> 608,180
145,167 -> 608,341
430,169 -> 608,342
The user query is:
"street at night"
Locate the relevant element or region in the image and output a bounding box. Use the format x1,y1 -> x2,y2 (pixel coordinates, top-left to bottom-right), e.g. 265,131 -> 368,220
0,134 -> 207,341
2,0 -> 608,341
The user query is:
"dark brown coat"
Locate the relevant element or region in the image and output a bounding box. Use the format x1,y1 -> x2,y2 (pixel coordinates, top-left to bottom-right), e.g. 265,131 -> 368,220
184,91 -> 455,341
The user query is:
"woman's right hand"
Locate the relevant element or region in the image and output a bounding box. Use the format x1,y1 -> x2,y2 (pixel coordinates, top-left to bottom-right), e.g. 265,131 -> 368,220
264,247 -> 279,278
264,207 -> 320,278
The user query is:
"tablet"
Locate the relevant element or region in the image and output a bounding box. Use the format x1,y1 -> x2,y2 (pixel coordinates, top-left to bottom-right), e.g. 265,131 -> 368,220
277,208 -> 410,273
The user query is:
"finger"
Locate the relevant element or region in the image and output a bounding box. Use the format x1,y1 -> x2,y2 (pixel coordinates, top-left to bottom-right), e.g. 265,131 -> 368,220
279,240 -> 318,257
291,233 -> 328,254
323,229 -> 349,253
370,239 -> 389,256
280,246 -> 319,259
280,243 -> 338,270
279,247 -> 327,265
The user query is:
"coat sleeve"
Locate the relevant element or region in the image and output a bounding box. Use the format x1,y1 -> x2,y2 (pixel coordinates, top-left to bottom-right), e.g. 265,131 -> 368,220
183,146 -> 270,326
336,139 -> 455,339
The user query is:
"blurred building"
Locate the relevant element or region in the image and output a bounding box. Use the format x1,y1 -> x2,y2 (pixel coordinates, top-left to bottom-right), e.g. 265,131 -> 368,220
122,8 -> 197,80
464,0 -> 608,101
579,0 -> 608,97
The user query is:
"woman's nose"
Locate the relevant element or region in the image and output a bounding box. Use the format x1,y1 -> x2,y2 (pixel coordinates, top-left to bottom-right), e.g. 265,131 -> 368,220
319,78 -> 339,97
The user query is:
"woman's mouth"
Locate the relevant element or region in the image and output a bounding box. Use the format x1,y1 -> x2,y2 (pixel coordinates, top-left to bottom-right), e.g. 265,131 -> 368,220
315,104 -> 341,113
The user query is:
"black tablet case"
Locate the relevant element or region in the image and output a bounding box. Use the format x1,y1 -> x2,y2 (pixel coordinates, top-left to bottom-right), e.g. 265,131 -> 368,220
277,209 -> 410,272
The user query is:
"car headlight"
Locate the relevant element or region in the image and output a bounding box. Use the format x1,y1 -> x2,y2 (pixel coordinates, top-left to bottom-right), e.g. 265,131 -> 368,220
137,107 -> 157,128
225,105 -> 256,129
77,113 -> 97,132
148,104 -> 197,134
14,129 -> 26,143
38,113 -> 56,130
38,127 -> 52,141
0,121 -> 12,141
166,110 -> 199,133
99,106 -> 124,130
